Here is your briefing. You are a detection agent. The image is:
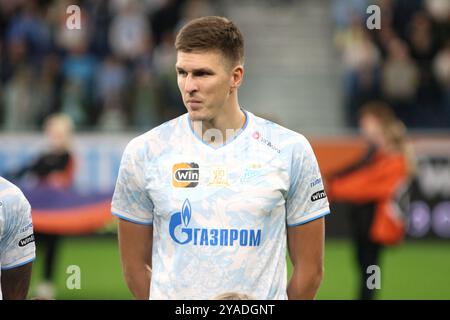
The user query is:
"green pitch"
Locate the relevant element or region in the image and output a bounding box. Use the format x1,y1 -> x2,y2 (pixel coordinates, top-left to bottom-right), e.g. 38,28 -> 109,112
29,237 -> 450,300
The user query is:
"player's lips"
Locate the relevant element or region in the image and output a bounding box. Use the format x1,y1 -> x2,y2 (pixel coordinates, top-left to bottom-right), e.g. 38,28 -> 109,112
186,99 -> 203,110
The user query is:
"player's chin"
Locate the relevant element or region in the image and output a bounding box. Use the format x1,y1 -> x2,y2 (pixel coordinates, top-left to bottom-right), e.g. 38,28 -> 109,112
187,109 -> 207,122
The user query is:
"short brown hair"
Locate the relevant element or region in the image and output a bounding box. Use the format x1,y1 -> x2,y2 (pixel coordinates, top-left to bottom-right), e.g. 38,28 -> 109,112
175,16 -> 244,66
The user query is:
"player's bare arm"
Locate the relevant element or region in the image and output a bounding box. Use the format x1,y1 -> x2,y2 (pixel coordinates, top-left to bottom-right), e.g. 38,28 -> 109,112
287,217 -> 325,300
118,219 -> 153,300
1,262 -> 33,300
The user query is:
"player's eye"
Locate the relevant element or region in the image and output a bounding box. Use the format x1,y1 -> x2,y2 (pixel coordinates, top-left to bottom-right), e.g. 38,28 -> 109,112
196,71 -> 212,77
177,70 -> 187,76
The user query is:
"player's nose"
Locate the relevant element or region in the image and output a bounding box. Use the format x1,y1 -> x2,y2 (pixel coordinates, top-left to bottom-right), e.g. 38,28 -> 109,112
184,74 -> 198,94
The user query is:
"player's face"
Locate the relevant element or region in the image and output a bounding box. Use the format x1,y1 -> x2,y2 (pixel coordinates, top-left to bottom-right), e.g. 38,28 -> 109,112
176,50 -> 237,122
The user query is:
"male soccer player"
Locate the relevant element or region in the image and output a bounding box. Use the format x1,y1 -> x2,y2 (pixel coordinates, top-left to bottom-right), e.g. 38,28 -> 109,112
0,177 -> 36,300
112,16 -> 330,300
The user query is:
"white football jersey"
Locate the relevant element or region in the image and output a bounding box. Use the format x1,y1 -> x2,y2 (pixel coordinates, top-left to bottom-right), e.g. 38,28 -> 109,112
0,177 -> 36,300
112,109 -> 330,299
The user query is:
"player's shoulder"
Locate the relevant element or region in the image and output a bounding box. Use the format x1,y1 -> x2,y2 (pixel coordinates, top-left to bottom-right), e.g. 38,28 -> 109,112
0,177 -> 29,218
0,177 -> 26,202
249,112 -> 313,153
123,114 -> 188,156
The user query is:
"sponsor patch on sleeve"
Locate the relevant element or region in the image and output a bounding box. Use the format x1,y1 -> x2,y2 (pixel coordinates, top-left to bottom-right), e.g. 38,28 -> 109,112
310,190 -> 327,202
18,234 -> 35,247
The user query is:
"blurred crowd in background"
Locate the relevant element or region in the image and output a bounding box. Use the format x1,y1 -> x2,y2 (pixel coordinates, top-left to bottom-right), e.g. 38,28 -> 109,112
0,0 -> 222,132
334,0 -> 450,128
1,0 -> 449,132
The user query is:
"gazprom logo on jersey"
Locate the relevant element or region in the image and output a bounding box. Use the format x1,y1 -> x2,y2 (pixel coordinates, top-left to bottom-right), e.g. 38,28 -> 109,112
169,199 -> 262,247
172,163 -> 199,188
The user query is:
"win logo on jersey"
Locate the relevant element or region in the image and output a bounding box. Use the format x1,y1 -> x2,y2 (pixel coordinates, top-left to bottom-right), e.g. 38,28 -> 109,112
169,199 -> 262,247
311,190 -> 327,202
172,163 -> 199,188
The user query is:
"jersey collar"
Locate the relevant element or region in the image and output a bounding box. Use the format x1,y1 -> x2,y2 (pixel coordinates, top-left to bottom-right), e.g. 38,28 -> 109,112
187,108 -> 250,150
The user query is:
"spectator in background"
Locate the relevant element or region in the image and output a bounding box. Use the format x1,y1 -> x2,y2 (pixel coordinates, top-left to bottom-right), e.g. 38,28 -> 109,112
176,0 -> 215,29
0,0 -> 215,131
153,30 -> 185,120
53,0 -> 90,54
331,0 -> 368,30
434,40 -> 450,126
34,54 -> 63,127
425,0 -> 450,48
425,0 -> 450,25
334,0 -> 450,129
371,0 -> 397,58
131,68 -> 162,131
2,36 -> 28,85
407,11 -> 444,127
60,34 -> 97,127
2,65 -> 35,131
150,0 -> 185,47
5,0 -> 51,67
381,38 -> 420,126
335,20 -> 381,126
408,11 -> 438,65
4,53 -> 62,131
108,0 -> 151,62
5,113 -> 75,300
326,102 -> 415,300
84,0 -> 112,57
95,55 -> 129,131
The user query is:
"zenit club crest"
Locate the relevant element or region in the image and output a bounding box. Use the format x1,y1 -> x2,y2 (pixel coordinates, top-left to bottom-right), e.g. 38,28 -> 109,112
172,162 -> 200,188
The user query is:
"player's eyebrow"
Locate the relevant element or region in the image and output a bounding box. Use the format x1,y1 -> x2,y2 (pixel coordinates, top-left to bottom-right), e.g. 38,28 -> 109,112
176,66 -> 215,75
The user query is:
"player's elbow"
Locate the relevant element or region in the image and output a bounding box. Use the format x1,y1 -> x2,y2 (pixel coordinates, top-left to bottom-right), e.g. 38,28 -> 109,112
122,267 -> 135,286
303,263 -> 324,292
122,263 -> 151,299
289,263 -> 324,299
304,265 -> 324,299
122,265 -> 146,286
312,265 -> 324,289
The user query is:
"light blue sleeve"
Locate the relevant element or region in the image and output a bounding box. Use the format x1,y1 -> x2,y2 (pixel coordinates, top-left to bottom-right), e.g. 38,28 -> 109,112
285,135 -> 330,227
1,190 -> 36,270
111,139 -> 154,225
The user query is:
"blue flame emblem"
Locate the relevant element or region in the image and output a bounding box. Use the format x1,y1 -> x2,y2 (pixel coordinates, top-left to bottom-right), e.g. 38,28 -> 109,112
182,199 -> 191,227
169,199 -> 193,244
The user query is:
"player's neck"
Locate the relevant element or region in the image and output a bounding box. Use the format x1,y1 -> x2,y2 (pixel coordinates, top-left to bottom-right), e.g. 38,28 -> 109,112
193,101 -> 246,147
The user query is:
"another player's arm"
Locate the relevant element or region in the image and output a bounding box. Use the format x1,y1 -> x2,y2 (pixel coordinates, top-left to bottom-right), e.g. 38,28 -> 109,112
118,219 -> 153,300
287,217 -> 325,300
1,263 -> 33,300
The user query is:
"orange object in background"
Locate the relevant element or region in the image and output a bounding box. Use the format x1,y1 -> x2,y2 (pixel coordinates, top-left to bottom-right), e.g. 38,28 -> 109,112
310,137 -> 409,246
31,200 -> 113,235
310,136 -> 367,178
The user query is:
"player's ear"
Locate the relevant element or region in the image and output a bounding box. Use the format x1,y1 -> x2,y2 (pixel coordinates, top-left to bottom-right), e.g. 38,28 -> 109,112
230,64 -> 244,91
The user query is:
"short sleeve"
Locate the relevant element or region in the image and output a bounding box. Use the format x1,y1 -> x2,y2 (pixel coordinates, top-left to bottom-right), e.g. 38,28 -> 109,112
111,139 -> 154,225
1,191 -> 36,270
286,136 -> 330,227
